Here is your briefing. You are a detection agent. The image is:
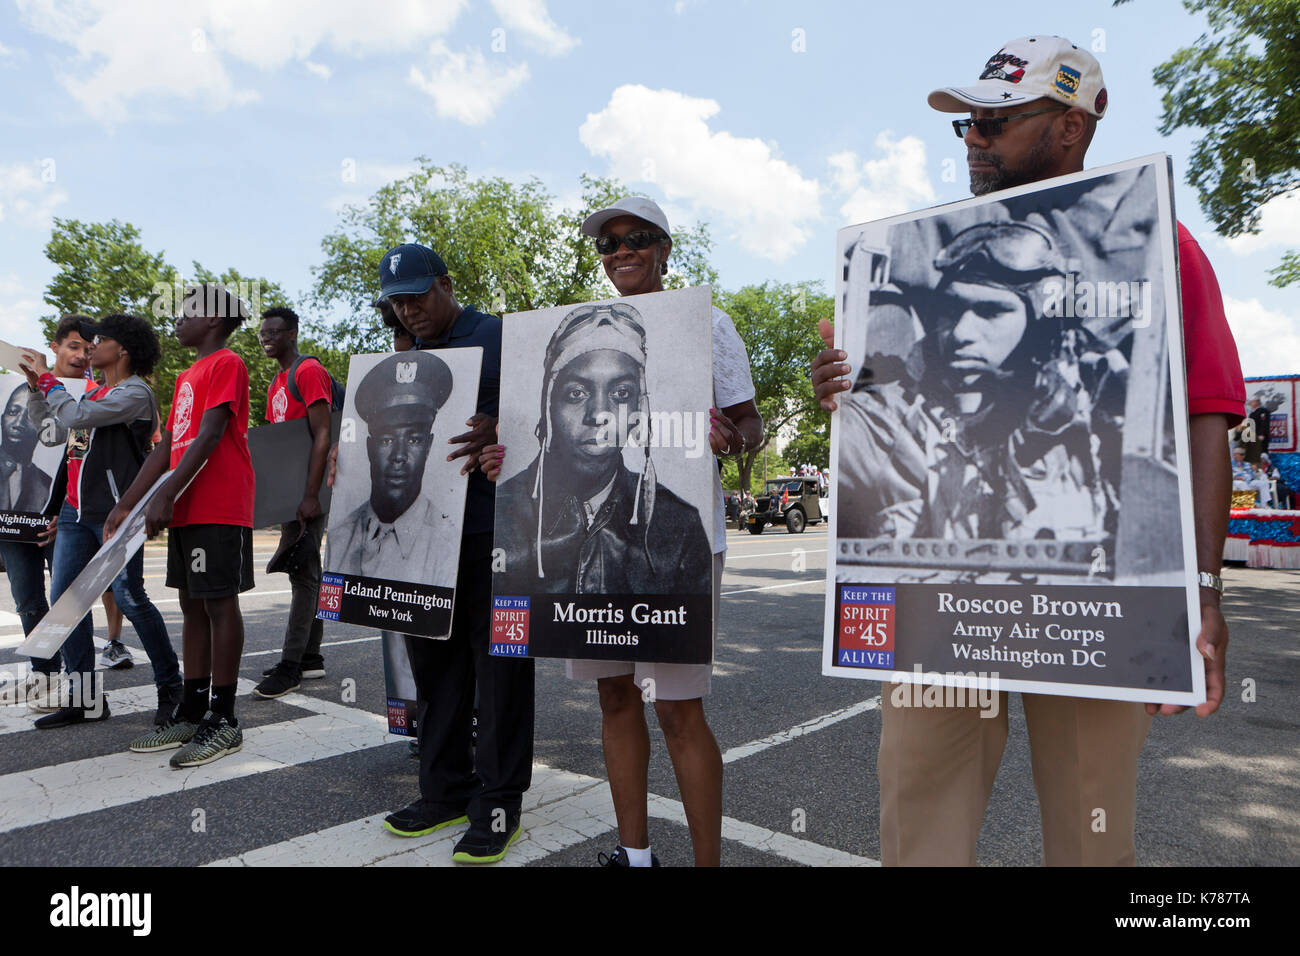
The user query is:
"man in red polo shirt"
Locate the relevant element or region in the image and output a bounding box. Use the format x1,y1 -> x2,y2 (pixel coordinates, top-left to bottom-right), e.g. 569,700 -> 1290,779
812,35 -> 1245,866
254,307 -> 334,698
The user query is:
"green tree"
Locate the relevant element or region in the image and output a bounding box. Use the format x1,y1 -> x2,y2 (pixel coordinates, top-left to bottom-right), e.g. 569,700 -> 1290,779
1120,0 -> 1300,285
40,218 -> 333,423
717,281 -> 832,492
781,409 -> 831,474
310,161 -> 716,352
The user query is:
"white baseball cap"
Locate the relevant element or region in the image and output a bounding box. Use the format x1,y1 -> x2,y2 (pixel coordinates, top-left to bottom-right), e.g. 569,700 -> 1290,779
929,35 -> 1109,119
580,196 -> 671,237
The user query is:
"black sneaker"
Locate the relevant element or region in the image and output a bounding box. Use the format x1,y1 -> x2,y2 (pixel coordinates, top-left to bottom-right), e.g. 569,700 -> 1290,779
154,681 -> 183,727
300,654 -> 326,680
254,661 -> 301,699
452,812 -> 522,864
598,847 -> 661,867
383,799 -> 469,837
34,700 -> 111,729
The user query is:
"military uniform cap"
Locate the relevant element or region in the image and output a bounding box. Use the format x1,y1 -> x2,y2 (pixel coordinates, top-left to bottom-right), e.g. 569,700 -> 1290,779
355,351 -> 453,427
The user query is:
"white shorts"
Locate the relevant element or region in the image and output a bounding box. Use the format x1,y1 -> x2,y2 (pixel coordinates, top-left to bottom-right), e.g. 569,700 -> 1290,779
565,551 -> 724,700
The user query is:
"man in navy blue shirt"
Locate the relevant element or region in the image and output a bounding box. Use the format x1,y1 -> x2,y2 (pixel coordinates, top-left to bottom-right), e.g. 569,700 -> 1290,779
374,243 -> 534,864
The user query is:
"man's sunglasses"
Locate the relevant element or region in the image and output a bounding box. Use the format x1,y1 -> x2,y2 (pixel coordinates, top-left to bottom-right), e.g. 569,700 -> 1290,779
595,230 -> 667,255
951,105 -> 1067,139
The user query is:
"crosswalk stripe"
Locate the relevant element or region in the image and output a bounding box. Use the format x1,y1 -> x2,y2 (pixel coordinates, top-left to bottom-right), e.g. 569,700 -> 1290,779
0,682 -> 396,835
207,762 -> 875,867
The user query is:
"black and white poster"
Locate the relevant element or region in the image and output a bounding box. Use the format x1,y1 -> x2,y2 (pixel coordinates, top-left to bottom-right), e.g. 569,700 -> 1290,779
491,286 -> 716,664
0,372 -> 87,542
823,155 -> 1204,706
317,348 -> 481,638
382,631 -> 420,736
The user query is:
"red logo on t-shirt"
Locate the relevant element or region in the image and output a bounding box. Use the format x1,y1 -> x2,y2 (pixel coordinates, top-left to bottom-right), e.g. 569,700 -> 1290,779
172,381 -> 195,440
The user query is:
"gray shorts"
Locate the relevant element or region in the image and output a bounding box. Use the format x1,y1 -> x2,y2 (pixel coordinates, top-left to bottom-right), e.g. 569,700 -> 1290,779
565,551 -> 724,700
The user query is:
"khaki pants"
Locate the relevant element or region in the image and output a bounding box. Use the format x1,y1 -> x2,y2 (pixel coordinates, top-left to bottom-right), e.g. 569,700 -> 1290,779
878,683 -> 1152,866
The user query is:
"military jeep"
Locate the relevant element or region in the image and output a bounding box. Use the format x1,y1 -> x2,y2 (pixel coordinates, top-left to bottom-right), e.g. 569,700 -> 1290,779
746,477 -> 823,534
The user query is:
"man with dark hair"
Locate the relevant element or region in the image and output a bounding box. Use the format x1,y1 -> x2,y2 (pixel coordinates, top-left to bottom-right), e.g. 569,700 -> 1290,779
22,314 -> 179,729
373,243 -> 534,865
812,35 -> 1245,866
106,283 -> 256,767
1245,398 -> 1270,463
254,305 -> 334,698
5,314 -> 94,710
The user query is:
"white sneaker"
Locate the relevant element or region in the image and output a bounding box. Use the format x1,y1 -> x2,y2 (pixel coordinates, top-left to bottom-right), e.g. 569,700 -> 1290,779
99,640 -> 134,670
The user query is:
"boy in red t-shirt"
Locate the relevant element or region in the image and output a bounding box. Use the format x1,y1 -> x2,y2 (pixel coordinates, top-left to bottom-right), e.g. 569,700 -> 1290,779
253,306 -> 333,698
106,283 -> 256,768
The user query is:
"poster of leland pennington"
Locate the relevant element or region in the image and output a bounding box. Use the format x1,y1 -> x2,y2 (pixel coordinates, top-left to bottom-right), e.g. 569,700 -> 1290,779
822,155 -> 1206,707
491,285 -> 716,664
318,347 -> 481,638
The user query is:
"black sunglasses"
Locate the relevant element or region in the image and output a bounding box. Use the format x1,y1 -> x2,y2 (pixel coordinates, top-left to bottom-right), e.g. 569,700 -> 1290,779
595,230 -> 667,255
951,105 -> 1068,139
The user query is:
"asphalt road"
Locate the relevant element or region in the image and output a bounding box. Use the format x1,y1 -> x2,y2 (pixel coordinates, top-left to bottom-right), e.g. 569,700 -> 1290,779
1,522 -> 1296,867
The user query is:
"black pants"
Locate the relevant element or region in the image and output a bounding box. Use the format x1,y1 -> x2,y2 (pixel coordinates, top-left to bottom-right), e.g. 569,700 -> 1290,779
408,532 -> 534,825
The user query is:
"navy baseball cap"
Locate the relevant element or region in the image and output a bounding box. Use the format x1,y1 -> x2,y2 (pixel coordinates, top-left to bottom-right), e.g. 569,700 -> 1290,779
376,243 -> 448,300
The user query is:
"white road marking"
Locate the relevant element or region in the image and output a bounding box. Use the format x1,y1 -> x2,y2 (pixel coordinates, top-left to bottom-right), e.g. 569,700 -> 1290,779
722,579 -> 824,596
207,762 -> 875,867
0,682 -> 397,835
721,696 -> 881,764
724,548 -> 827,561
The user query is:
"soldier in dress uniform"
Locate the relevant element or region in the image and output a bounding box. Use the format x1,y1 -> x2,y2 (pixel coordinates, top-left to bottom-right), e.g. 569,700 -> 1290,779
325,350 -> 457,586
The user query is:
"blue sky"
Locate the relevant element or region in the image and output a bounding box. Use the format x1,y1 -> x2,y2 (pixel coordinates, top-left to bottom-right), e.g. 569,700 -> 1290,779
1,0 -> 1295,376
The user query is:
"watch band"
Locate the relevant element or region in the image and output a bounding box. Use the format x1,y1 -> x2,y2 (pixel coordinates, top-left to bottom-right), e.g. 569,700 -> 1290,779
1197,571 -> 1224,595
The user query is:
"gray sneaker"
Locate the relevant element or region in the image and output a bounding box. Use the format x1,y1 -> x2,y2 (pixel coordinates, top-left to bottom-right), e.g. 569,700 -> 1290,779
170,712 -> 242,769
129,716 -> 200,753
99,640 -> 134,670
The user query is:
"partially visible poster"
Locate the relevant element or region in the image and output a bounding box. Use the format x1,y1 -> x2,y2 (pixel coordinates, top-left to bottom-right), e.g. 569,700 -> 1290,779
248,412 -> 341,528
382,631 -> 419,737
490,286 -> 716,664
317,348 -> 481,638
0,372 -> 88,542
823,155 -> 1204,707
1244,376 -> 1297,453
19,469 -> 183,660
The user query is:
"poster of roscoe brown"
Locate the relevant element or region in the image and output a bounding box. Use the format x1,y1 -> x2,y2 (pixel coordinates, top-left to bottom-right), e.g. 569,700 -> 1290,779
822,155 -> 1205,707
317,348 -> 481,638
490,286 -> 715,664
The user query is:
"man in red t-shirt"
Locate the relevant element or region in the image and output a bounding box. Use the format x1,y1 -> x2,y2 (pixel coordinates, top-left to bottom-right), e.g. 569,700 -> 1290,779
254,306 -> 334,698
812,36 -> 1245,866
107,283 -> 256,768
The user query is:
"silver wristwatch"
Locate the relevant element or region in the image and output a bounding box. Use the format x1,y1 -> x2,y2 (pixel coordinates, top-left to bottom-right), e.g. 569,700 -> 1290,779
1197,571 -> 1224,595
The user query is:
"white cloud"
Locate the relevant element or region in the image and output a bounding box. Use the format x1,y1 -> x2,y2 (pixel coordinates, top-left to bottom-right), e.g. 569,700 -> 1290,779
1223,295 -> 1300,378
408,41 -> 530,126
828,132 -> 936,225
14,0 -> 469,122
579,85 -> 822,261
0,275 -> 51,348
1224,190 -> 1300,255
304,60 -> 331,80
0,161 -> 69,229
489,0 -> 578,55
326,160 -> 424,213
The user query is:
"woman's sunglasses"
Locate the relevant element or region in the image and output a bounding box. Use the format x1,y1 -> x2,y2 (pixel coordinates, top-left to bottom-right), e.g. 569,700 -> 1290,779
595,230 -> 667,255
